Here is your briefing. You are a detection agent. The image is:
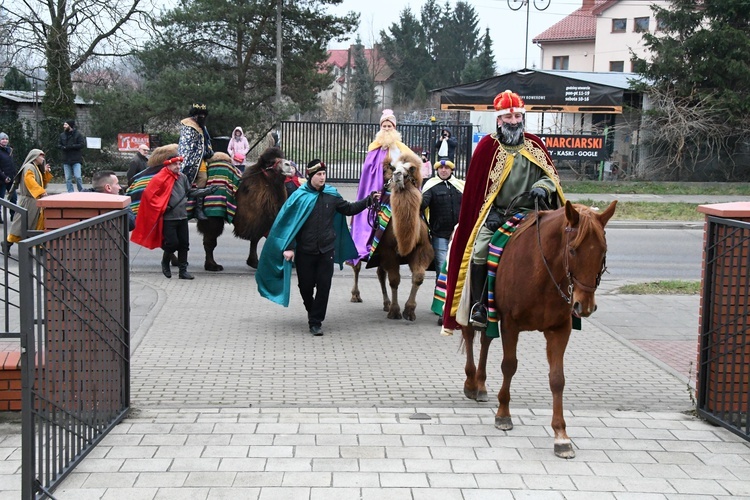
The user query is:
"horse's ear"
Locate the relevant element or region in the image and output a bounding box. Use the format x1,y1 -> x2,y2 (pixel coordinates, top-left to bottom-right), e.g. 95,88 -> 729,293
564,200 -> 580,226
597,200 -> 617,227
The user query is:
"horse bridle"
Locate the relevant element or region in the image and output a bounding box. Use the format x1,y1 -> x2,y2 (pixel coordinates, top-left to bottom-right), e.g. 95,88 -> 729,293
243,158 -> 285,179
533,198 -> 607,305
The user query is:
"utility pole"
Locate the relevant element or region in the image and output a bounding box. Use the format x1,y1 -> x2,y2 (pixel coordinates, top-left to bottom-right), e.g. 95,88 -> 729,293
275,0 -> 282,112
508,0 -> 551,69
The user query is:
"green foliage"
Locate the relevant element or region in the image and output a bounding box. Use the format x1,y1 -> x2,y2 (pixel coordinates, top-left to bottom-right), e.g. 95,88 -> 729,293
618,281 -> 700,295
0,112 -> 39,169
350,37 -> 378,111
634,0 -> 750,122
2,68 -> 32,91
564,180 -> 750,195
572,199 -> 702,221
132,0 -> 357,137
380,0 -> 492,105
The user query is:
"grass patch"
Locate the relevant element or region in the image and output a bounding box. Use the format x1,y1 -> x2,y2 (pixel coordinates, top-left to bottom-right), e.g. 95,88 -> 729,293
573,200 -> 702,220
565,181 -> 750,195
618,280 -> 701,294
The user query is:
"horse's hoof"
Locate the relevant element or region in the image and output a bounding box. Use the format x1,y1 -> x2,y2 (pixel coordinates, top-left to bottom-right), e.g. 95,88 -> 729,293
403,310 -> 416,321
350,293 -> 362,303
554,442 -> 576,459
246,259 -> 258,269
382,301 -> 391,312
495,416 -> 513,431
476,391 -> 488,402
463,387 -> 477,400
204,263 -> 224,272
387,310 -> 402,320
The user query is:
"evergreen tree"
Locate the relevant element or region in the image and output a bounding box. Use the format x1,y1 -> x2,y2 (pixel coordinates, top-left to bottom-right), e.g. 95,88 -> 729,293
350,36 -> 378,111
461,28 -> 496,83
2,68 -> 32,91
134,0 -> 357,136
379,8 -> 431,105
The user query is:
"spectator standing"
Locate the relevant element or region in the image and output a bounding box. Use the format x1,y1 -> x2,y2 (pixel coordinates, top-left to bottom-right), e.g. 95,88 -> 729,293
0,133 -> 16,219
58,119 -> 86,192
434,128 -> 457,162
420,150 -> 432,185
3,149 -> 52,253
126,145 -> 150,186
227,127 -> 250,173
256,159 -> 379,336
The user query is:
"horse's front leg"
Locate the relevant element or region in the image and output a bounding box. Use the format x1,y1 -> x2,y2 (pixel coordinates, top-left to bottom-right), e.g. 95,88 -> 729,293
350,262 -> 362,302
461,326 -> 478,399
377,266 -> 391,313
475,331 -> 493,402
401,266 -> 425,321
247,237 -> 259,268
545,327 -> 575,459
384,266 -> 402,319
496,327 -> 519,431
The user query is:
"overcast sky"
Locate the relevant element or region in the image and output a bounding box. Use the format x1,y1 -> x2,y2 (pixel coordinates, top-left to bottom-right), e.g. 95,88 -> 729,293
326,0 -> 582,73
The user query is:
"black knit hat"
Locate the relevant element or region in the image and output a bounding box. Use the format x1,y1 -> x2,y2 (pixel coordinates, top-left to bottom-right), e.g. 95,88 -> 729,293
306,159 -> 326,178
65,119 -> 76,128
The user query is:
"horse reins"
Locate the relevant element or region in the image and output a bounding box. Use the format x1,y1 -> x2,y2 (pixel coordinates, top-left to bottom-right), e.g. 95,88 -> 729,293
532,198 -> 606,305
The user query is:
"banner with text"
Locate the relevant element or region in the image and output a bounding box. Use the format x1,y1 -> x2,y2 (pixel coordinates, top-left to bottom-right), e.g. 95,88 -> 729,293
118,133 -> 150,152
539,134 -> 606,161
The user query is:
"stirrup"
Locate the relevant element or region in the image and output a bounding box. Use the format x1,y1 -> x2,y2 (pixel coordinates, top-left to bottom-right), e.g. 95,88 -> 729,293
470,302 -> 487,330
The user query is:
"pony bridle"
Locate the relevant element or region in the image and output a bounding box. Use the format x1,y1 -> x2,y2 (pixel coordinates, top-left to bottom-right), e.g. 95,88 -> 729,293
535,207 -> 607,305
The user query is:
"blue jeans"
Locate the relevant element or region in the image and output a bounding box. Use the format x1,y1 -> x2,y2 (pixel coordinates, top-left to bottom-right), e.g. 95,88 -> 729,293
432,236 -> 449,284
64,163 -> 83,192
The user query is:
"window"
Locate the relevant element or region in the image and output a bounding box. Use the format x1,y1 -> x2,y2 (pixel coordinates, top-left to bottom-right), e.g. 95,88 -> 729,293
612,18 -> 626,32
609,61 -> 624,72
656,17 -> 668,31
552,56 -> 569,70
634,17 -> 650,33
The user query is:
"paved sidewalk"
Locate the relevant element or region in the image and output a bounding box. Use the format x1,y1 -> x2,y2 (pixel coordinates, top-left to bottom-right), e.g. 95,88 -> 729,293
1,186 -> 749,498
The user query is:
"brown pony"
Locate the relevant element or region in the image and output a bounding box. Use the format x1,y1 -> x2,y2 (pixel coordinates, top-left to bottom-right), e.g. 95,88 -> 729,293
226,147 -> 292,269
461,200 -> 617,459
350,151 -> 434,321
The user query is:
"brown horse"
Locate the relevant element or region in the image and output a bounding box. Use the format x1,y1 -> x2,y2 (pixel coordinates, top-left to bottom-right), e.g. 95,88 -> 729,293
461,200 -> 617,459
350,152 -> 434,321
198,147 -> 292,270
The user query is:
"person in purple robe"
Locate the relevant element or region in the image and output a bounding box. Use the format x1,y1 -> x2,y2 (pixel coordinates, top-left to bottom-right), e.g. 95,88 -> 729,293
348,109 -> 415,265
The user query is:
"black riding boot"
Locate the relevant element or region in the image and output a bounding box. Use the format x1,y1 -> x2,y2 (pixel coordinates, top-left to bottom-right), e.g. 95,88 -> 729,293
178,251 -> 194,280
193,197 -> 207,221
469,263 -> 488,330
161,251 -> 172,278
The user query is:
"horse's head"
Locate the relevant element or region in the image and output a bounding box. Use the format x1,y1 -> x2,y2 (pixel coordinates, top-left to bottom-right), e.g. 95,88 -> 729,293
564,200 -> 617,317
389,151 -> 423,192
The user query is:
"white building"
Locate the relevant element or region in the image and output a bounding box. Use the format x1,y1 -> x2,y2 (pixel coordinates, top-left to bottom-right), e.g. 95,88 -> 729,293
533,0 -> 670,73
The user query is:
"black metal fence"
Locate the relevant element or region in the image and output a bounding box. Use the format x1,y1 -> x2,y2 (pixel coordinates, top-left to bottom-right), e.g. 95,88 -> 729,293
1,199 -> 30,340
698,215 -> 750,442
18,210 -> 131,499
280,121 -> 475,182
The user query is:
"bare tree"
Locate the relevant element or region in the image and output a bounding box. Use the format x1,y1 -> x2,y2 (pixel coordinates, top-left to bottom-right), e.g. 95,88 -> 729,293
2,0 -> 154,118
640,88 -> 750,181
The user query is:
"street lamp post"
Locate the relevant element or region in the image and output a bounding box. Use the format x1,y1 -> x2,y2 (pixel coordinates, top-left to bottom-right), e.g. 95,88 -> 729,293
508,0 -> 551,69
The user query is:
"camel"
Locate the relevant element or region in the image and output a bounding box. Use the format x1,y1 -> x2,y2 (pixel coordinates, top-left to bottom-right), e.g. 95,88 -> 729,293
227,146 -> 292,269
350,151 -> 434,321
128,145 -> 292,271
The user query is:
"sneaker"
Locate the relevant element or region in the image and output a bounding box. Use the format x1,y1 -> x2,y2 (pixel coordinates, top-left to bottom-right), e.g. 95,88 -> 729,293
309,325 -> 323,336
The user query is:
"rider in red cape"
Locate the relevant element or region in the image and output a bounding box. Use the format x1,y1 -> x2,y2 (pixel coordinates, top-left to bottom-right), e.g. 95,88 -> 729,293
131,162 -> 179,249
439,90 -> 566,332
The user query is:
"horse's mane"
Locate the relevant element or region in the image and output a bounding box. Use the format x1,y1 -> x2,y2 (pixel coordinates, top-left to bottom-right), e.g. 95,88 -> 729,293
514,203 -> 606,249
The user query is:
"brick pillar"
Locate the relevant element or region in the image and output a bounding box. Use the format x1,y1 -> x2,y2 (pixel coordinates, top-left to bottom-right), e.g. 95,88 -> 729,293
697,202 -> 750,415
35,193 -> 131,413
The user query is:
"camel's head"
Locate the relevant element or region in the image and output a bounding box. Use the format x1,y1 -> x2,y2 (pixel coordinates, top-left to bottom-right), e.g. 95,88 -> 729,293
389,151 -> 423,192
253,146 -> 292,176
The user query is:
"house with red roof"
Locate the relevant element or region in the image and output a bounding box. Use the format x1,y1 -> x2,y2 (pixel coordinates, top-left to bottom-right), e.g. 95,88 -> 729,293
320,44 -> 394,110
533,0 -> 670,73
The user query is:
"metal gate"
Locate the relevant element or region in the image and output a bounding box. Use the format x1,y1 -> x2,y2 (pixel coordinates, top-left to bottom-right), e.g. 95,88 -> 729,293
698,215 -> 750,442
280,121 -> 475,182
13,209 -> 131,499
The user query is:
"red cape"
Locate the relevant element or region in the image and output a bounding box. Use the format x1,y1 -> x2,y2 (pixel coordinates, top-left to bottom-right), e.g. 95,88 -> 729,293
131,167 -> 178,249
441,132 -> 562,330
